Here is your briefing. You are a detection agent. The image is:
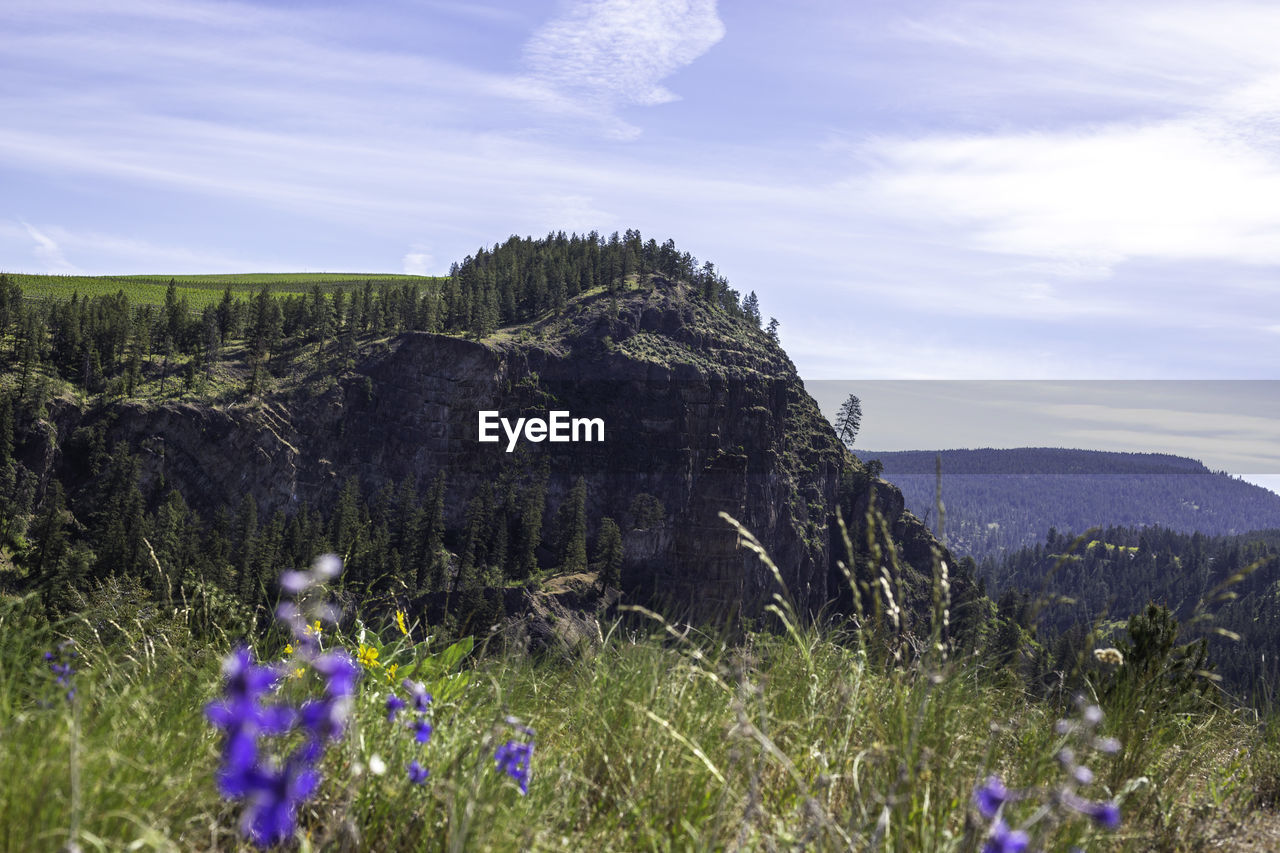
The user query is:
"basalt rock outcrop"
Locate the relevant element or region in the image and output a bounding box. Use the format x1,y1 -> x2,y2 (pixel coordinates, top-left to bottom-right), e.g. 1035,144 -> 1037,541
40,279 -> 973,628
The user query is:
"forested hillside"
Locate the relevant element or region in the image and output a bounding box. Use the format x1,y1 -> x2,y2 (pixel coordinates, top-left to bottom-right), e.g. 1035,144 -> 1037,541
981,524 -> 1280,704
863,448 -> 1280,560
0,230 -> 969,642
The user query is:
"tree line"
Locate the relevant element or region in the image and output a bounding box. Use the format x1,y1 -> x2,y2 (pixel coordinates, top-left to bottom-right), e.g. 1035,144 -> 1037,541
0,229 -> 773,402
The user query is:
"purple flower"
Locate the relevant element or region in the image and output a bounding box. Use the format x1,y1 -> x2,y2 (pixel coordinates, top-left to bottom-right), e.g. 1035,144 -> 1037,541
314,651 -> 359,698
414,718 -> 433,744
385,694 -> 406,722
402,679 -> 432,712
1088,800 -> 1121,830
407,760 -> 429,785
240,745 -> 322,848
1063,792 -> 1122,830
982,820 -> 1029,853
44,642 -> 79,695
974,775 -> 1009,819
495,739 -> 534,795
279,570 -> 312,595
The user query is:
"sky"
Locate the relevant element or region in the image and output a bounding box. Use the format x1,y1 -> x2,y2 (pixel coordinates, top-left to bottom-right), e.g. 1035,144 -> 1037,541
4,0 -> 1280,391
806,381 -> 1280,496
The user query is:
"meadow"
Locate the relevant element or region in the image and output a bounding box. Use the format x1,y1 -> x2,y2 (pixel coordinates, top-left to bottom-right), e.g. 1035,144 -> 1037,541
9,273 -> 444,310
3,522 -> 1276,853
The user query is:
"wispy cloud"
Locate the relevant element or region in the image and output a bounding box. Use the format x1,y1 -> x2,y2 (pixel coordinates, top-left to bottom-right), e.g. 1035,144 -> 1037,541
1,220 -> 289,274
523,0 -> 724,115
19,222 -> 79,273
862,2 -> 1280,276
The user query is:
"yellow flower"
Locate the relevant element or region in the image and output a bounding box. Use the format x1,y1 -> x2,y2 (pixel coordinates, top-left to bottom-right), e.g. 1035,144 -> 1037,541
395,610 -> 410,637
284,643 -> 294,655
357,644 -> 381,669
305,620 -> 322,636
291,667 -> 305,679
386,663 -> 399,683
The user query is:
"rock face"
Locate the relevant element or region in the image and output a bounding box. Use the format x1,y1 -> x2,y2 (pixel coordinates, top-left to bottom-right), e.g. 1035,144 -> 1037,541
50,279 -> 961,624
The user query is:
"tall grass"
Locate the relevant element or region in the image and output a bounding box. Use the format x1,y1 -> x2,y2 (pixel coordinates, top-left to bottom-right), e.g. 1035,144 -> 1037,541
1,540 -> 1276,851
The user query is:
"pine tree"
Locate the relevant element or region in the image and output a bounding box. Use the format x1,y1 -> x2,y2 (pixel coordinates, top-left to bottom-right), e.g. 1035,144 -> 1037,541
515,463 -> 547,579
594,517 -> 623,591
765,317 -> 780,343
558,476 -> 588,572
234,493 -> 259,603
742,291 -> 761,327
419,472 -> 447,593
834,394 -> 862,451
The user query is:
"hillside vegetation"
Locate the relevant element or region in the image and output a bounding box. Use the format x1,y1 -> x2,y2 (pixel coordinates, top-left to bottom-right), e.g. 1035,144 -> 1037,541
865,448 -> 1280,561
980,525 -> 1280,707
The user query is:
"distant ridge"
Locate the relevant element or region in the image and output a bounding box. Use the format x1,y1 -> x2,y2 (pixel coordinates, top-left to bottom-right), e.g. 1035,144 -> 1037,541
859,447 -> 1280,561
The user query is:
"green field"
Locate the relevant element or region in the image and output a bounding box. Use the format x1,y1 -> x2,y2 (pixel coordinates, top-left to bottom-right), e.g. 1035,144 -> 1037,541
9,272 -> 446,309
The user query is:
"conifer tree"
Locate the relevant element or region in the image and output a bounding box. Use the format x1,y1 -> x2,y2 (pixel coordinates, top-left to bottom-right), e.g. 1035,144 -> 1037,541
558,476 -> 588,572
419,472 -> 447,593
594,517 -> 623,590
834,394 -> 862,451
515,462 -> 547,579
742,291 -> 761,327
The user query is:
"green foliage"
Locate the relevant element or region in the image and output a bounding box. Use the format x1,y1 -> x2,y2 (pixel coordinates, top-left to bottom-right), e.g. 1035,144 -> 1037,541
557,476 -> 588,573
626,492 -> 665,530
593,517 -> 623,591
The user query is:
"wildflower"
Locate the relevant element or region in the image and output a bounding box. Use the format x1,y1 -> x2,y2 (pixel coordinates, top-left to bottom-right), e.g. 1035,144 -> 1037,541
368,754 -> 386,776
495,739 -> 534,795
240,744 -> 321,848
395,609 -> 410,637
45,641 -> 79,702
386,663 -> 399,683
1064,792 -> 1121,829
407,760 -> 429,785
284,643 -> 294,656
357,645 -> 381,669
314,650 -> 359,698
414,718 -> 433,744
403,679 -> 432,713
1089,800 -> 1121,830
974,775 -> 1009,819
982,820 -> 1029,853
1094,736 -> 1121,754
209,556 -> 358,848
386,693 -> 407,722
279,570 -> 312,596
1094,647 -> 1124,667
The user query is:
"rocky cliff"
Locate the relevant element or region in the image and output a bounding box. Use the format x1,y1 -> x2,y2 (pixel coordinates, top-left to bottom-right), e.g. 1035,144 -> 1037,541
38,278 -> 968,626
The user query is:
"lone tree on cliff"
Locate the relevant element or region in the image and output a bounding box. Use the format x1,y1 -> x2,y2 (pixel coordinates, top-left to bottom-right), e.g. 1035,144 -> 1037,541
834,393 -> 862,451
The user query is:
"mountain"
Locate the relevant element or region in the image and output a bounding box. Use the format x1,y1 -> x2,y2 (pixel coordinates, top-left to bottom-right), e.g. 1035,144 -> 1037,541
1,258 -> 975,635
859,448 -> 1280,561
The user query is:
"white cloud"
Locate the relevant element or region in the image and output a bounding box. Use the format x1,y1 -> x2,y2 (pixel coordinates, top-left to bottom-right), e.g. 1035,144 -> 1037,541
402,251 -> 434,276
20,221 -> 79,273
863,116 -> 1280,270
523,0 -> 724,110
859,2 -> 1280,277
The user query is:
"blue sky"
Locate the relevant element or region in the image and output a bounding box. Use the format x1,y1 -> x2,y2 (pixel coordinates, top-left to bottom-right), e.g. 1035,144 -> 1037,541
4,0 -> 1280,385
